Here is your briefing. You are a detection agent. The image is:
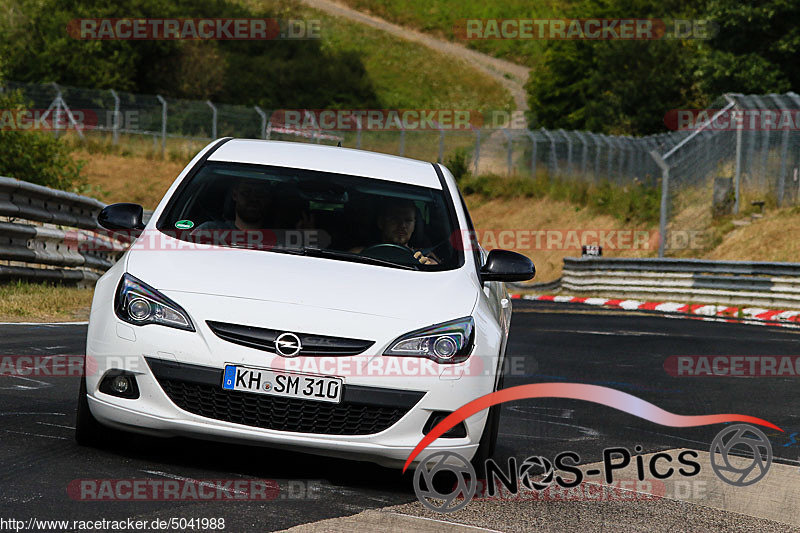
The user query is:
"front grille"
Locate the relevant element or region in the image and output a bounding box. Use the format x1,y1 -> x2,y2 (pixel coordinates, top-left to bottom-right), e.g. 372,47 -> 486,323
158,380 -> 409,435
146,358 -> 424,436
206,320 -> 374,356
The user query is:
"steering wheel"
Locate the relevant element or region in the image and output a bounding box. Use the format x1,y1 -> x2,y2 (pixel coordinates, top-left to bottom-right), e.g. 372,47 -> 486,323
359,243 -> 418,264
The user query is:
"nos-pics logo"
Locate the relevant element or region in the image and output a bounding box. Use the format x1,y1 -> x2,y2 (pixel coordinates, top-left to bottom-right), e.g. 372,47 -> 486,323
413,424 -> 773,513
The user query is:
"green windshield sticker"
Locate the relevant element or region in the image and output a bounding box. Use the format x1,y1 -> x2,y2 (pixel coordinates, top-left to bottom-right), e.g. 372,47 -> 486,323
175,220 -> 194,230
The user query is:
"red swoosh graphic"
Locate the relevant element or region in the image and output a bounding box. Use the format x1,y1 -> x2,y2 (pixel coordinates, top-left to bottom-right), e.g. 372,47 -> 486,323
402,383 -> 782,473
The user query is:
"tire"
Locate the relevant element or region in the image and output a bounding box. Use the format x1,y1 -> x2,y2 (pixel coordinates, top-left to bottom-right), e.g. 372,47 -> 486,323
471,372 -> 504,479
75,377 -> 106,447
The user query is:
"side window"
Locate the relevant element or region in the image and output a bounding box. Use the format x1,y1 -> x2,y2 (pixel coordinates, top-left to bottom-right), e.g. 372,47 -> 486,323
457,191 -> 483,270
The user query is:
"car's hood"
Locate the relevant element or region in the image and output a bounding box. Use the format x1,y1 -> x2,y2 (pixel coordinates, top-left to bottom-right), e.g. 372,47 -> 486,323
124,236 -> 478,323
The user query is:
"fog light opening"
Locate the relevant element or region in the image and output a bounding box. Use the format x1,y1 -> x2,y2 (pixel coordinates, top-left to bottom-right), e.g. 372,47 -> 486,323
423,411 -> 467,438
99,370 -> 140,399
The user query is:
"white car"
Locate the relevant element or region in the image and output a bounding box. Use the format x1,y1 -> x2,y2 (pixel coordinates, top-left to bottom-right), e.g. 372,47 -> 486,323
77,138 -> 535,469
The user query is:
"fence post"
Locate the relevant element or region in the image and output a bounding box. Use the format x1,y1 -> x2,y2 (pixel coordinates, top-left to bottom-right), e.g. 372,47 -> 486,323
751,95 -> 770,189
787,93 -> 800,203
206,100 -> 218,139
574,131 -> 588,179
110,89 -> 120,145
51,84 -> 85,139
771,94 -> 791,207
650,150 -> 670,258
399,129 -> 405,156
559,129 -> 573,175
724,94 -> 743,213
156,95 -> 167,157
304,110 -> 320,143
589,132 -> 601,180
524,130 -> 537,176
626,137 -> 636,179
603,134 -> 614,178
541,128 -> 557,175
356,116 -> 362,149
615,137 -> 625,179
49,83 -> 61,139
438,127 -> 445,163
473,128 -> 480,175
254,106 -> 266,139
501,128 -> 513,175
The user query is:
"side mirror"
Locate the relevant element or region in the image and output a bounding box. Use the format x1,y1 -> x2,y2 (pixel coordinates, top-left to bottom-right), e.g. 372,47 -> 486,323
480,249 -> 535,282
98,203 -> 146,233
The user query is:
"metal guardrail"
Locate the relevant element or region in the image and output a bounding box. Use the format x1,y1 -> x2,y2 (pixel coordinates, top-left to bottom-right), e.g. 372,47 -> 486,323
0,176 -> 127,285
513,257 -> 800,309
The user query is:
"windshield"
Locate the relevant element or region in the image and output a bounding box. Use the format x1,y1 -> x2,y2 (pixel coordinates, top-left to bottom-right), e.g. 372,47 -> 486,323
156,162 -> 464,271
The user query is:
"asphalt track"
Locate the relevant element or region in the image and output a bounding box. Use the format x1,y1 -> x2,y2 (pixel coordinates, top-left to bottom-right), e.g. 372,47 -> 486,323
0,300 -> 798,531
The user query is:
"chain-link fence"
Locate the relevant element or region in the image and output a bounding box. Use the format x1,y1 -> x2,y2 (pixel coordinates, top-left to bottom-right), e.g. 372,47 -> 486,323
3,81 -> 799,259
653,93 -> 800,257
1,80 -> 667,184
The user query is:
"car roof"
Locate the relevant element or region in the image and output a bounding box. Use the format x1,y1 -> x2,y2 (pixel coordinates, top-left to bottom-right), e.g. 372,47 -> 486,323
208,139 -> 442,189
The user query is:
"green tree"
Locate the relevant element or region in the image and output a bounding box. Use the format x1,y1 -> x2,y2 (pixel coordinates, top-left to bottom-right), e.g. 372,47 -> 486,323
526,0 -> 800,135
0,0 -> 380,109
692,0 -> 800,97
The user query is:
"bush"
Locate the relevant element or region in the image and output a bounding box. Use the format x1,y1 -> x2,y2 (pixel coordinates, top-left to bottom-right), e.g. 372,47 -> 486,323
444,148 -> 471,183
0,89 -> 85,190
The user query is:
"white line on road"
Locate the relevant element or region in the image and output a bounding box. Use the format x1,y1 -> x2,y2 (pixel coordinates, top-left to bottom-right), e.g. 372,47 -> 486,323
387,513 -> 505,533
141,470 -> 252,496
0,429 -> 68,440
36,422 -> 75,430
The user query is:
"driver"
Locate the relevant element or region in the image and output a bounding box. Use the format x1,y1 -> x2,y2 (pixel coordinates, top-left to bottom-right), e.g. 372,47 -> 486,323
351,199 -> 439,265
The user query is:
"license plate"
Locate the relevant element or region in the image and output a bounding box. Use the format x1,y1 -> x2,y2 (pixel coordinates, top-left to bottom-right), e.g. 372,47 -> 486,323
222,365 -> 343,404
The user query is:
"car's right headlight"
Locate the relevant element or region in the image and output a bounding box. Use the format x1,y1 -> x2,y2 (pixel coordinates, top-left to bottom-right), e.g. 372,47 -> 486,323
114,273 -> 194,331
383,317 -> 474,363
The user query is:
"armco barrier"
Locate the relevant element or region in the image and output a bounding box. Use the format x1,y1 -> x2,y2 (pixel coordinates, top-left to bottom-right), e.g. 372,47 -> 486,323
0,176 -> 127,285
512,257 -> 800,310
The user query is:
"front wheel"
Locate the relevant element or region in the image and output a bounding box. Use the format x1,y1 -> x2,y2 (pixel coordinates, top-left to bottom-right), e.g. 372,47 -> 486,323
75,377 -> 107,447
471,373 -> 504,479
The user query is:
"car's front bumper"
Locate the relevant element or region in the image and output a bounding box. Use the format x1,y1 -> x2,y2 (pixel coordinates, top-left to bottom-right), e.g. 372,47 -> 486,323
85,264 -> 503,469
87,353 -> 486,468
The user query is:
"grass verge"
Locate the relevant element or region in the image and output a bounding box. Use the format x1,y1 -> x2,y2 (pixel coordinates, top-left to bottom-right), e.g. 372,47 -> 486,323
459,172 -> 661,226
0,281 -> 93,322
333,0 -> 563,67
236,0 -> 514,110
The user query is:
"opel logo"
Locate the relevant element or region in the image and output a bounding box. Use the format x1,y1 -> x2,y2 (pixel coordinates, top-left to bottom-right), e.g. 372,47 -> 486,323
275,332 -> 302,357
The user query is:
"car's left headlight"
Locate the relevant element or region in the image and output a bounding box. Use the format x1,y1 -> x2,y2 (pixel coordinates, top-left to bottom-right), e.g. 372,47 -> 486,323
114,273 -> 195,331
384,317 -> 474,363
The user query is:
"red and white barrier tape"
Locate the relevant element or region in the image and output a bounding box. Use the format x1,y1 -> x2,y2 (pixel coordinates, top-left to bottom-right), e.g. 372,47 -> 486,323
510,294 -> 800,329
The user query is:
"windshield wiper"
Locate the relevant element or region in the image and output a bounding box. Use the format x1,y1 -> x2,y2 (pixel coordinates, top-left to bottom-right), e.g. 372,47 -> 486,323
225,242 -> 307,256
301,247 -> 419,271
